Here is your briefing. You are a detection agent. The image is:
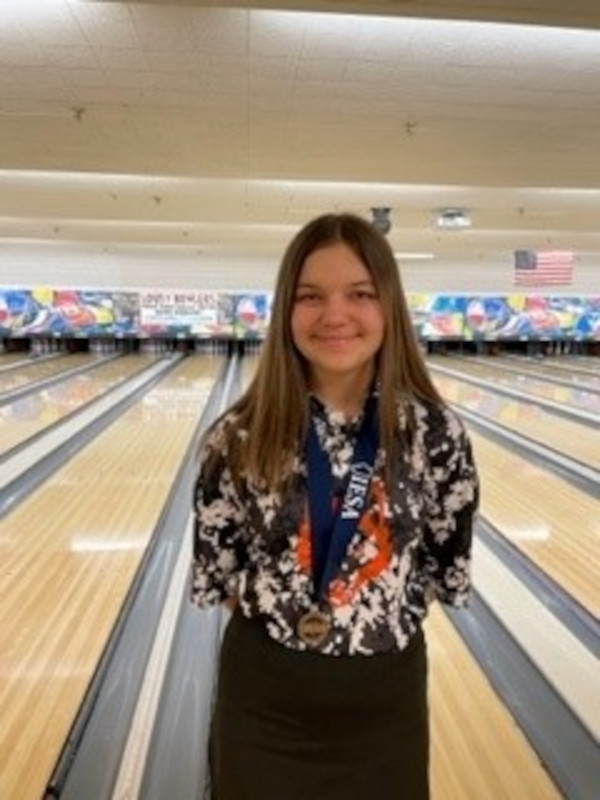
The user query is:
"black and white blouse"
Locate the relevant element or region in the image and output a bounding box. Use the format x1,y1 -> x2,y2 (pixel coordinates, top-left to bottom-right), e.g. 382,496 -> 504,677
191,396 -> 479,656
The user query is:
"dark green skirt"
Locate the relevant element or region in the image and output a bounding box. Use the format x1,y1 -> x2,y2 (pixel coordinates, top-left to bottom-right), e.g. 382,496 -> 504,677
209,610 -> 429,800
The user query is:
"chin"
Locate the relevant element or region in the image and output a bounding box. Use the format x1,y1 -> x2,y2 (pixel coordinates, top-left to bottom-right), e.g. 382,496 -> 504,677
315,356 -> 371,375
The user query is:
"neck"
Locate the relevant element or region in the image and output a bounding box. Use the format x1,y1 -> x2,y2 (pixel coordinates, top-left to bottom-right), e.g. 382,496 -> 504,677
309,366 -> 374,418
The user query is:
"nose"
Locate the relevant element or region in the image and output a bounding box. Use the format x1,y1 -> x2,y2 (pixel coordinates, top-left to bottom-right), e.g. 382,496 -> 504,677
320,294 -> 349,326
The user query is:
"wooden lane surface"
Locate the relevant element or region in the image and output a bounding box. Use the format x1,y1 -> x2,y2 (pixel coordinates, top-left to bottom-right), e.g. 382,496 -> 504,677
427,605 -> 561,800
433,373 -> 600,470
240,353 -> 259,388
471,430 -> 600,617
0,354 -> 33,367
493,356 -> 600,391
433,356 -> 600,414
541,356 -> 600,377
0,355 -> 159,456
0,354 -> 99,395
0,356 -> 221,800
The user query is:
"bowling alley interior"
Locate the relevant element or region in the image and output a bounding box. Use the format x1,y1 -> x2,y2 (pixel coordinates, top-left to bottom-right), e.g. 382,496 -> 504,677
0,1 -> 598,799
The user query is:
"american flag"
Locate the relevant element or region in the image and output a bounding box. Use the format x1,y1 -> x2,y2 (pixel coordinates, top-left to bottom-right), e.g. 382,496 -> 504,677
514,250 -> 574,286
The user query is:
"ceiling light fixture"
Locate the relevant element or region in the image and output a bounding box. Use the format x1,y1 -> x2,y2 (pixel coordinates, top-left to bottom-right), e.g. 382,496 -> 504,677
435,208 -> 472,229
394,252 -> 435,260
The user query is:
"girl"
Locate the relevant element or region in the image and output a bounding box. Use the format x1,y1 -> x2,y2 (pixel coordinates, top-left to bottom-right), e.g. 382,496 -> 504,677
191,213 -> 478,799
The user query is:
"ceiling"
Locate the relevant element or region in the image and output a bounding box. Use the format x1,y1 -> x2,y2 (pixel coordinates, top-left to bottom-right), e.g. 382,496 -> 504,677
1,0 -> 599,270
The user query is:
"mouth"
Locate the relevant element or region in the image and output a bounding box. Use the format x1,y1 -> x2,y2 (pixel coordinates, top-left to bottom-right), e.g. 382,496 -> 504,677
314,335 -> 359,349
316,333 -> 359,342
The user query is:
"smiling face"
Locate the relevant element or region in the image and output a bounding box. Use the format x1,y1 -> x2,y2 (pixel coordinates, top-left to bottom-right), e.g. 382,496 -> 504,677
290,241 -> 385,393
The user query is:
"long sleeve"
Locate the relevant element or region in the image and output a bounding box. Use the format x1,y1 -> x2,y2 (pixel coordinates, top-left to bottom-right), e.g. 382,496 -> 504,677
419,407 -> 479,606
190,440 -> 248,607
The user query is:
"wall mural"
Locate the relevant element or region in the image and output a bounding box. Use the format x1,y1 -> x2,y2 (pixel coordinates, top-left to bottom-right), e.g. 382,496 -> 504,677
0,288 -> 115,336
408,294 -> 466,338
0,287 -> 598,340
462,295 -> 600,340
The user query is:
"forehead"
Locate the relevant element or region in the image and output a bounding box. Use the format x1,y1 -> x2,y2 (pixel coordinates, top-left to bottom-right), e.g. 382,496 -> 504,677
297,241 -> 373,286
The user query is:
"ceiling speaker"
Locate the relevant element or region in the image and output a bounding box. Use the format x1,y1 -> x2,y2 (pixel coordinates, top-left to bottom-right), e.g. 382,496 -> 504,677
371,207 -> 392,235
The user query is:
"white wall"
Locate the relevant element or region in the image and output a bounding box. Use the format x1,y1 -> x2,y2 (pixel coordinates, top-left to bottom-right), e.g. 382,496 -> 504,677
0,242 -> 597,295
400,257 -> 599,294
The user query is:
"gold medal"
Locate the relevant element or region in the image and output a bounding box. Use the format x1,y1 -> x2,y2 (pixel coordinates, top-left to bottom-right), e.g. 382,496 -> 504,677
297,609 -> 332,648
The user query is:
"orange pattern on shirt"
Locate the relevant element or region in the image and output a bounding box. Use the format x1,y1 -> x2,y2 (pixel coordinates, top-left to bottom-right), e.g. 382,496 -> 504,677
329,478 -> 393,607
295,480 -> 393,608
297,513 -> 312,572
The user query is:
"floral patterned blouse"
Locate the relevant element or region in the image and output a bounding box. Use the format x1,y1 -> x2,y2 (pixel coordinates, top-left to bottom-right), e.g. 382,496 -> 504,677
191,395 -> 479,656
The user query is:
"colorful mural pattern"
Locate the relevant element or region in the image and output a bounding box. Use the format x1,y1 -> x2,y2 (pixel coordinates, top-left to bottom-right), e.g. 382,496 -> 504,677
0,287 -> 598,340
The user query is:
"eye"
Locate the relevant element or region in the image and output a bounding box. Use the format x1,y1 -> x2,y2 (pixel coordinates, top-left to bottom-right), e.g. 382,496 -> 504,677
351,289 -> 377,301
295,291 -> 320,304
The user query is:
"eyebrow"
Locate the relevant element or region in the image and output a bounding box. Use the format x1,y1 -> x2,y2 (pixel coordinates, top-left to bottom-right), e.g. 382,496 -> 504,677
296,279 -> 375,288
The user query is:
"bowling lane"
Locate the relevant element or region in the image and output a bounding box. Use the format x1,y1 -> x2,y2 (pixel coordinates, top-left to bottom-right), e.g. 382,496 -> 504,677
432,372 -> 600,470
0,356 -> 221,800
0,353 -> 100,395
0,353 -> 34,367
542,356 -> 600,377
487,356 -> 600,392
427,606 -> 560,800
0,354 -> 159,456
472,430 -> 599,617
431,356 -> 600,415
240,352 -> 260,387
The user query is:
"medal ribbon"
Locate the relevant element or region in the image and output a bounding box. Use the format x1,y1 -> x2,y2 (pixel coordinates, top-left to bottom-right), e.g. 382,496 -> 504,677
306,396 -> 379,602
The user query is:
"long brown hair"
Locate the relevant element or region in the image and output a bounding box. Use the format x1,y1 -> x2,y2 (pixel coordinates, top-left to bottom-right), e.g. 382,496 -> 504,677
206,212 -> 443,490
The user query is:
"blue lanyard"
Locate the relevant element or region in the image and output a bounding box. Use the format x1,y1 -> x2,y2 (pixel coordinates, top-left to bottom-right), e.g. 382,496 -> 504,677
306,397 -> 379,602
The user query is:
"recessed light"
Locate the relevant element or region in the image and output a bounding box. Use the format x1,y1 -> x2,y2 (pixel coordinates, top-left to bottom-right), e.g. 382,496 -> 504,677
435,208 -> 472,229
394,252 -> 435,260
